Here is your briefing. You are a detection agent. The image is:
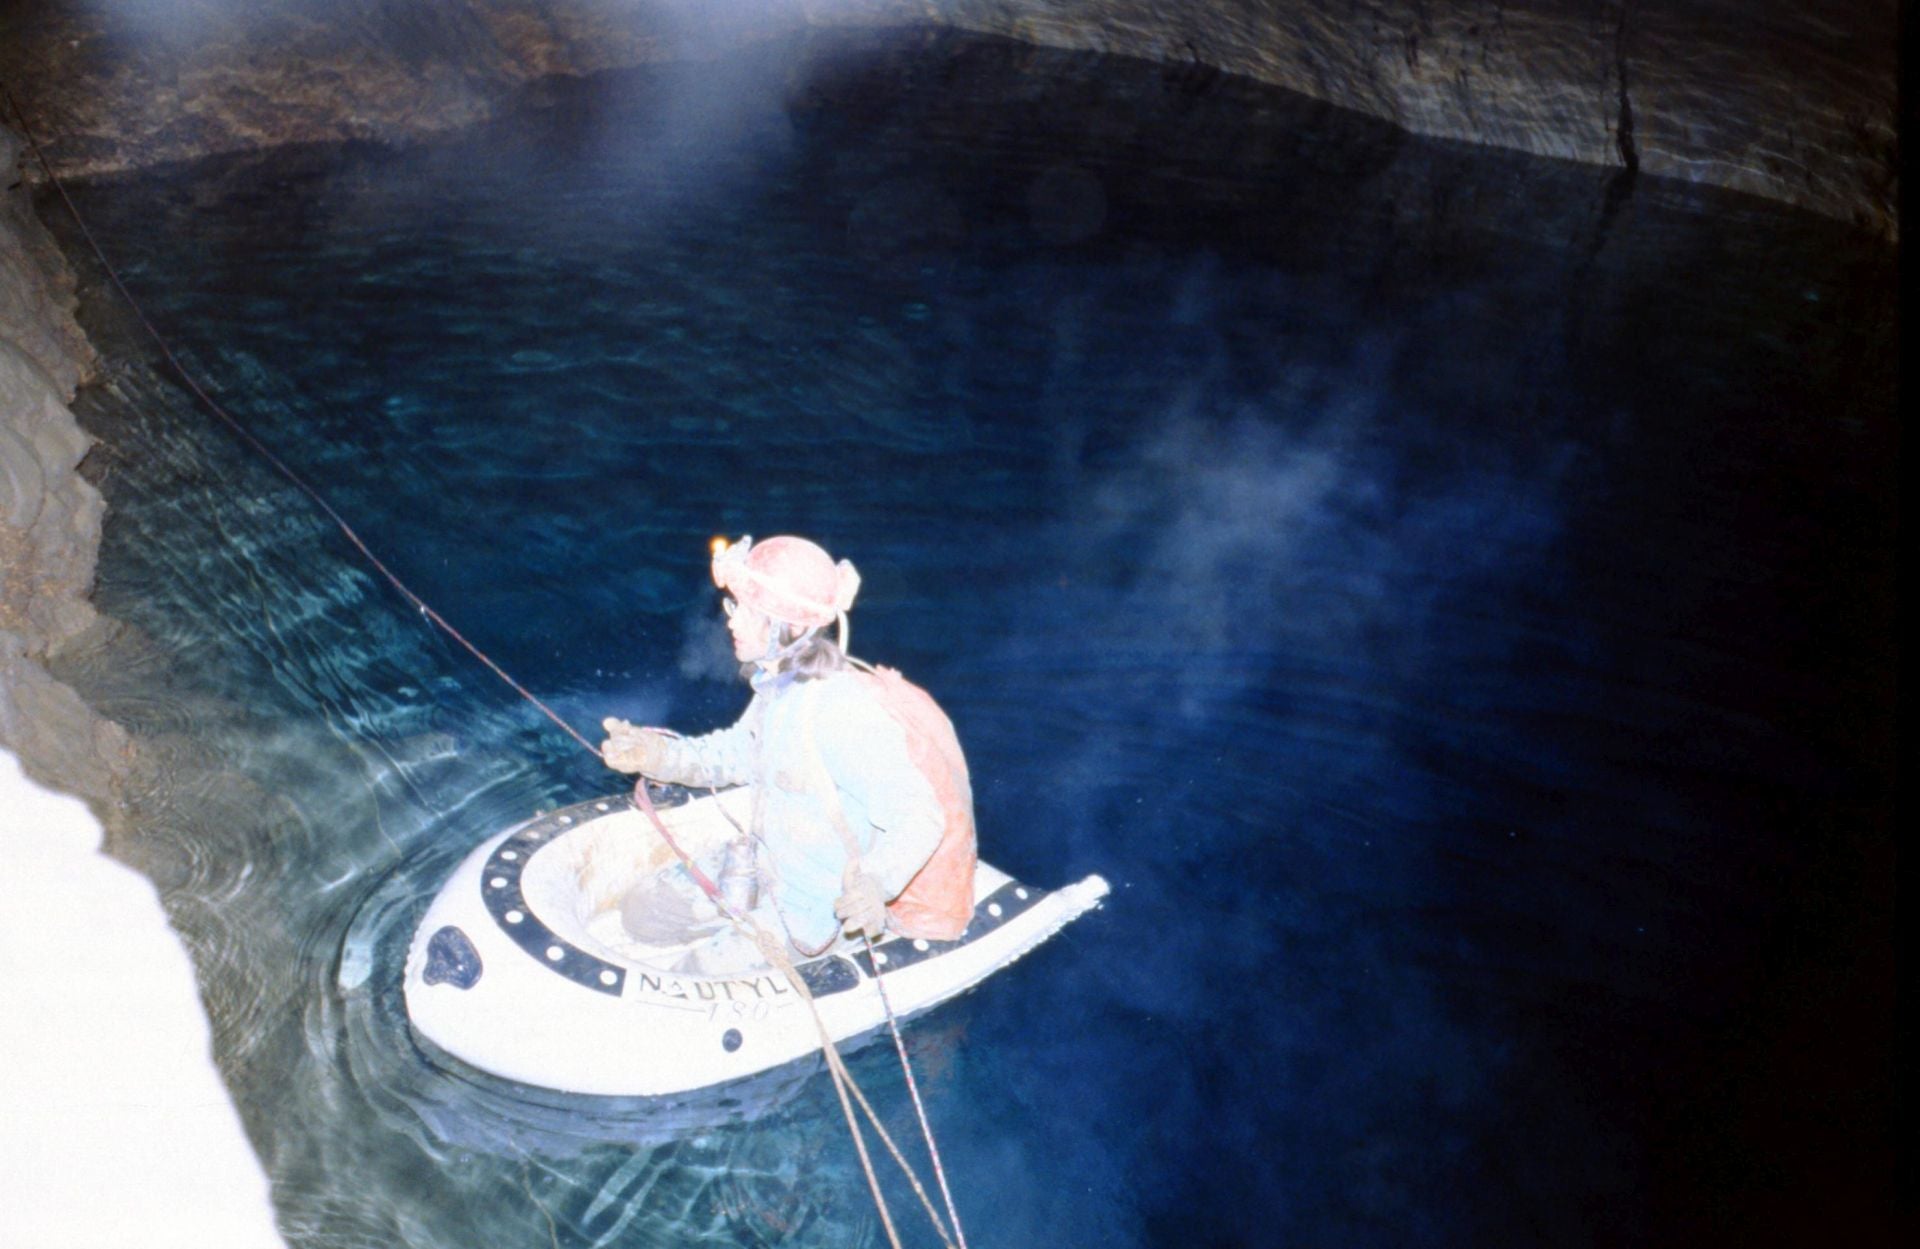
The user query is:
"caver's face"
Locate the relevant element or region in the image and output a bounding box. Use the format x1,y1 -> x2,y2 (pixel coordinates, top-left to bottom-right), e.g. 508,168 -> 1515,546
724,596 -> 773,662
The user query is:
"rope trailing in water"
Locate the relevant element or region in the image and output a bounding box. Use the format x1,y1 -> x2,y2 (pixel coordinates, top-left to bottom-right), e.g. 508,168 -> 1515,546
802,679 -> 973,1249
4,81 -> 964,1248
867,927 -> 970,1249
632,780 -> 959,1249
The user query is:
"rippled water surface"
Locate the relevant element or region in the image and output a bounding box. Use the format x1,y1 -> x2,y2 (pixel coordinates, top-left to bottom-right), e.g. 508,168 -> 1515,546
49,31 -> 1894,1249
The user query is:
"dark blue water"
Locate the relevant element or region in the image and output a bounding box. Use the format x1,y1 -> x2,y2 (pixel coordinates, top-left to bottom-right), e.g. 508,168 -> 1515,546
51,31 -> 1894,1249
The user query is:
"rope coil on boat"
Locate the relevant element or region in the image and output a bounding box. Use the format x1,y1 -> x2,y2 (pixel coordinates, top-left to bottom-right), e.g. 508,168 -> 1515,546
3,80 -> 966,1249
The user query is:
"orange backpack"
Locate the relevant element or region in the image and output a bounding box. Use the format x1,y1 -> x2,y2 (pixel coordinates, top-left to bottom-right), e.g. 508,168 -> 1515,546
855,665 -> 979,941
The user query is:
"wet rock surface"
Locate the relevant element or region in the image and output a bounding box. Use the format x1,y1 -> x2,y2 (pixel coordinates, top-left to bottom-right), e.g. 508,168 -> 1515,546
0,0 -> 1898,237
0,125 -> 131,808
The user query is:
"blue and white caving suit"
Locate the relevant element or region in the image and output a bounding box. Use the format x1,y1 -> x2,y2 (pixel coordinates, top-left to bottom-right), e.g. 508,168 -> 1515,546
644,668 -> 944,956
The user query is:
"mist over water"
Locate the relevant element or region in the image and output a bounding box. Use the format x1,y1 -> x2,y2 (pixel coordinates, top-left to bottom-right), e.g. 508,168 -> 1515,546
47,30 -> 1894,1248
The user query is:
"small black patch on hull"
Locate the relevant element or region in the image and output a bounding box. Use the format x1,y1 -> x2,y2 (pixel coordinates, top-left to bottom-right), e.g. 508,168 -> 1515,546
424,925 -> 483,989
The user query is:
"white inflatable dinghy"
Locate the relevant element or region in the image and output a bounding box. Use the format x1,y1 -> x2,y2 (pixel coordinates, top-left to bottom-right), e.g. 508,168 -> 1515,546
403,789 -> 1109,1096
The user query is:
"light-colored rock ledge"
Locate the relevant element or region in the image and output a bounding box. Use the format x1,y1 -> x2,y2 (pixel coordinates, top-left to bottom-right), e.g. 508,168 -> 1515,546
4,128 -> 282,1246
0,748 -> 289,1249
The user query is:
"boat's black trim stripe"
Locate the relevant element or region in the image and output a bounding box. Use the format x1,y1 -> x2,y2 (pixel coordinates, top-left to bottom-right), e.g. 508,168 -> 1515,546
482,793 -> 682,997
848,879 -> 1046,979
484,791 -> 1047,999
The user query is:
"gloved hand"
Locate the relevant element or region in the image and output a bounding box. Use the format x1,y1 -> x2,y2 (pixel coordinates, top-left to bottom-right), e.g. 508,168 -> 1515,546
834,866 -> 889,941
601,717 -> 670,776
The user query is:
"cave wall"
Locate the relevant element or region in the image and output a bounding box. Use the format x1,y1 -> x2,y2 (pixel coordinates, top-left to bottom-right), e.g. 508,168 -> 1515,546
0,0 -> 1899,238
0,123 -> 131,806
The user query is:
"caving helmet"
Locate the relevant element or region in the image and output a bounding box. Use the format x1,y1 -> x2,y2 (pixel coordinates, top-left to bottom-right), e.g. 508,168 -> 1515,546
710,535 -> 861,648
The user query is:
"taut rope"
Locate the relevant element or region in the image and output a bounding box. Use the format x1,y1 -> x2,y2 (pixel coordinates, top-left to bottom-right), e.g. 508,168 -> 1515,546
0,80 -> 597,759
632,779 -> 959,1249
4,81 -> 964,1248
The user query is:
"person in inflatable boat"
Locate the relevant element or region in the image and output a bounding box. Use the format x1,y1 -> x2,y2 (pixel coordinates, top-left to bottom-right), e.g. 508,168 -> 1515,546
600,535 -> 977,972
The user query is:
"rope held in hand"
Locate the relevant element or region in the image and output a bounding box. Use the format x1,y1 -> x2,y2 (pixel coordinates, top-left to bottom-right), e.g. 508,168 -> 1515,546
5,80 -> 964,1249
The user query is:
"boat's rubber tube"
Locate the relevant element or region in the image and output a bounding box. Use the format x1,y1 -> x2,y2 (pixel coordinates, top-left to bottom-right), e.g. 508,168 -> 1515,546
403,793 -> 1108,1096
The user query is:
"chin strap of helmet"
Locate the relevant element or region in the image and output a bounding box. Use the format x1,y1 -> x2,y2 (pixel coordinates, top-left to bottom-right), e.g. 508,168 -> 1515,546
752,623 -> 820,676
